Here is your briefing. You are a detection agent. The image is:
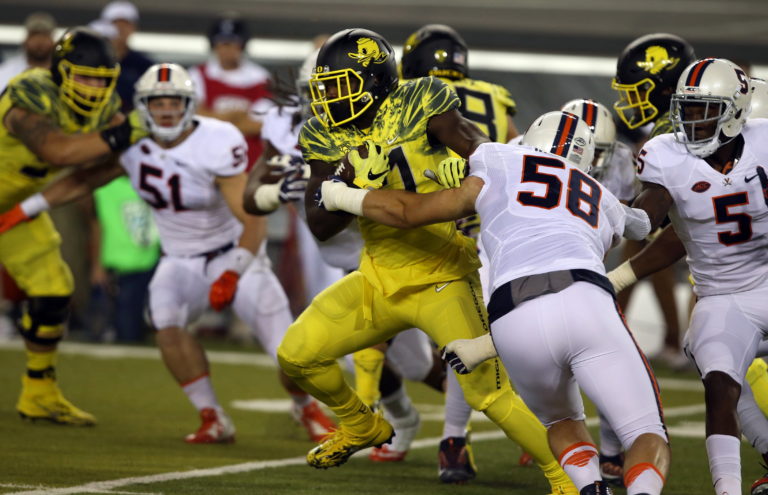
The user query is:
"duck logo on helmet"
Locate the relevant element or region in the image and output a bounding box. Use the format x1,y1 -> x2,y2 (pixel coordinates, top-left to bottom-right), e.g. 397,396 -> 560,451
348,38 -> 388,67
637,46 -> 680,75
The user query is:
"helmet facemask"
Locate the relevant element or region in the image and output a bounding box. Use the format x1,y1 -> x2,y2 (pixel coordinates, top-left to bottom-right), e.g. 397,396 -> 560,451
591,141 -> 616,180
309,68 -> 373,127
58,59 -> 119,117
611,77 -> 657,129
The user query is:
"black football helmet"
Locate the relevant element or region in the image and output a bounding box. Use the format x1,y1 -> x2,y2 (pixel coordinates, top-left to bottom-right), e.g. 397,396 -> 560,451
400,24 -> 468,81
611,33 -> 695,129
308,28 -> 398,127
50,27 -> 119,117
207,12 -> 250,48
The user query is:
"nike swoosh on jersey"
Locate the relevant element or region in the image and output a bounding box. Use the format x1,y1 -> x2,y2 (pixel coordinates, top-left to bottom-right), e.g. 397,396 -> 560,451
745,174 -> 759,183
435,282 -> 452,292
386,135 -> 399,145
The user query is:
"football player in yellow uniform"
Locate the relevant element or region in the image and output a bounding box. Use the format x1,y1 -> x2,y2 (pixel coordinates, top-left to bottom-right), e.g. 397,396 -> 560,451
273,28 -> 576,494
0,27 -> 145,425
399,23 -> 522,482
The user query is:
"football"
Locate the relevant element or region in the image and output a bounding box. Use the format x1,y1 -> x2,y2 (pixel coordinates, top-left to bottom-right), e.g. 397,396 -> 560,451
334,143 -> 369,185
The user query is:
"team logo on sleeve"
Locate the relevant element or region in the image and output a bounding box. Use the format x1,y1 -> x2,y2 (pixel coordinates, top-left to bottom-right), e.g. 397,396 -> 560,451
348,38 -> 388,67
636,46 -> 680,74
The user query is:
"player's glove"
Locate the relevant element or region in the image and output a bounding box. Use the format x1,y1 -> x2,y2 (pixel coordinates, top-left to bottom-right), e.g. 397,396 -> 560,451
436,157 -> 468,188
266,154 -> 305,181
441,333 -> 498,374
208,247 -> 254,311
0,193 -> 50,234
100,110 -> 149,152
350,141 -> 390,190
279,164 -> 310,203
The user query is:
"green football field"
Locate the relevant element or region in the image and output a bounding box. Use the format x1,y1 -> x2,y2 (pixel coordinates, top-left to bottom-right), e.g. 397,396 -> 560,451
0,340 -> 764,495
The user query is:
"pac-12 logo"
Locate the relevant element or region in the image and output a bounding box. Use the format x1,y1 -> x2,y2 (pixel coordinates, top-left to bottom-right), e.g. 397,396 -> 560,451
348,38 -> 388,67
636,46 -> 680,74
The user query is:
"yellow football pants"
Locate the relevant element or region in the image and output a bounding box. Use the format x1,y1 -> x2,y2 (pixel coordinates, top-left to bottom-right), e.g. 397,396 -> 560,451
278,270 -> 558,468
0,212 -> 73,297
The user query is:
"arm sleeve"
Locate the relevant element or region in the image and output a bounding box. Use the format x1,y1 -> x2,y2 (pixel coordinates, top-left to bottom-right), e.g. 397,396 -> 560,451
621,204 -> 652,240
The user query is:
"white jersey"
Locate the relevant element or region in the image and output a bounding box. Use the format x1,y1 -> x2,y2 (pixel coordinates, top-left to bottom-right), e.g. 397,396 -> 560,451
594,141 -> 638,202
637,120 -> 768,297
120,117 -> 247,256
261,105 -> 364,270
469,142 -> 626,294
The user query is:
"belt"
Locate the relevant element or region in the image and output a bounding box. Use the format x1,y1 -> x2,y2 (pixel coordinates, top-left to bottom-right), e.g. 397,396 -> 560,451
487,269 -> 615,325
162,242 -> 235,263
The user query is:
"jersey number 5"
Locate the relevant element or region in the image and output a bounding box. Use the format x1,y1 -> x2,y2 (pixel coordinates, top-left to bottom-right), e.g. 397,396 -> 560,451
516,155 -> 601,227
139,163 -> 189,211
712,192 -> 752,245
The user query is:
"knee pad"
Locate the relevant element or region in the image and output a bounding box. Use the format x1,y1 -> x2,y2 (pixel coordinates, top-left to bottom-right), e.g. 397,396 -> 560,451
17,296 -> 70,345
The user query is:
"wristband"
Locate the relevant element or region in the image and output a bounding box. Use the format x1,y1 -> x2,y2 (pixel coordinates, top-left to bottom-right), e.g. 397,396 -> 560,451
20,193 -> 50,217
100,119 -> 131,152
229,247 -> 255,275
321,181 -> 368,216
254,182 -> 282,212
607,260 -> 638,293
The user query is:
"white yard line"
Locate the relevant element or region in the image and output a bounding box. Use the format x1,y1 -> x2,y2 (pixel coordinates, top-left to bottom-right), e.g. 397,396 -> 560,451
5,403 -> 706,495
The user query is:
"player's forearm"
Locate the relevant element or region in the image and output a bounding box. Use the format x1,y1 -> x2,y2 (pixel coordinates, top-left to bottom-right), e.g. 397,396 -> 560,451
630,224 -> 685,279
42,161 -> 122,208
236,215 -> 267,254
362,190 -> 425,229
40,132 -> 113,167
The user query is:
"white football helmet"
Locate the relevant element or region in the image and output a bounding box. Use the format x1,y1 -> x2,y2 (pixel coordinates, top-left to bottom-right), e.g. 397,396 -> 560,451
749,77 -> 768,119
521,111 -> 595,172
670,58 -> 752,158
560,98 -> 616,176
296,48 -> 320,120
134,63 -> 197,142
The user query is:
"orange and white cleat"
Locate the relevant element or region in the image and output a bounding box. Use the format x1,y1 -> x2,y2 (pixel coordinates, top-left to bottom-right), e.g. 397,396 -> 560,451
293,401 -> 336,442
370,406 -> 420,462
184,407 -> 235,444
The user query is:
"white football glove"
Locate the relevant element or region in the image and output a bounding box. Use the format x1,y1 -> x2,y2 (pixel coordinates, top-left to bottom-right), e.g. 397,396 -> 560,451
441,333 -> 498,374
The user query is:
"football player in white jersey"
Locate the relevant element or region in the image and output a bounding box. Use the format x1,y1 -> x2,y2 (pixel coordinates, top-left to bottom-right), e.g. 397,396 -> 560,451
607,68 -> 768,495
0,63 -> 335,444
243,52 -> 436,462
318,110 -> 670,495
625,57 -> 768,495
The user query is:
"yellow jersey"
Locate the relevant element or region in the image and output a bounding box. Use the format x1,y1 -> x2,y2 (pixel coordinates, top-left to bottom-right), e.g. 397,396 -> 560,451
300,76 -> 480,296
0,68 -> 120,210
446,78 -> 516,143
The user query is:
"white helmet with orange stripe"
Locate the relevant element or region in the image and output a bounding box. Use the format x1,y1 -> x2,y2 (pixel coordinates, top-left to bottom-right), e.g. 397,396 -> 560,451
134,63 -> 197,142
561,98 -> 616,175
670,58 -> 752,158
521,111 -> 595,173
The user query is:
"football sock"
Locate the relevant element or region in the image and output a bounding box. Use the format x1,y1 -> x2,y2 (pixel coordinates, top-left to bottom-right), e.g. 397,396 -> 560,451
747,358 -> 768,417
442,370 -> 472,439
181,373 -> 218,411
706,434 -> 741,495
380,385 -> 412,419
598,411 -> 623,457
558,442 -> 600,492
353,347 -> 385,407
482,388 -> 572,490
624,462 -> 664,495
25,349 -> 57,379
